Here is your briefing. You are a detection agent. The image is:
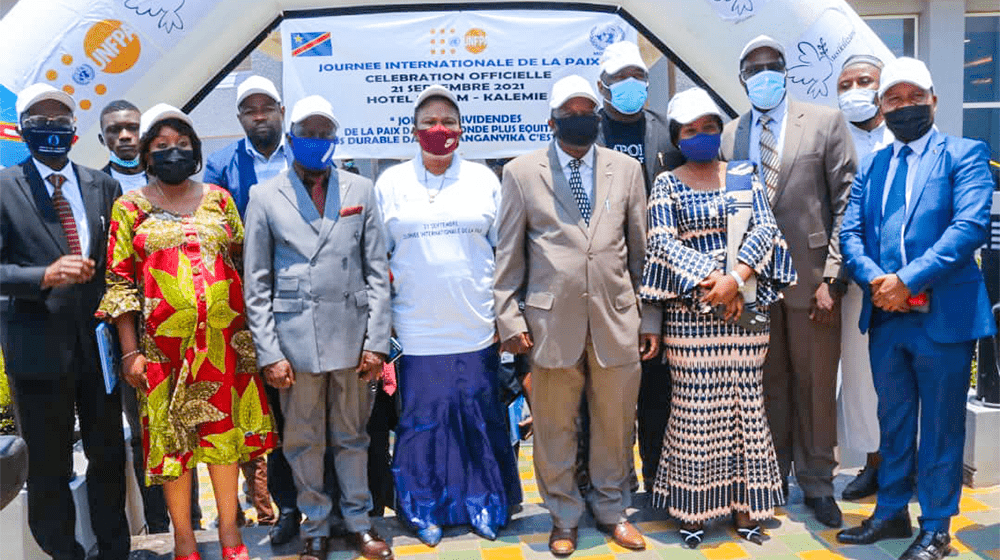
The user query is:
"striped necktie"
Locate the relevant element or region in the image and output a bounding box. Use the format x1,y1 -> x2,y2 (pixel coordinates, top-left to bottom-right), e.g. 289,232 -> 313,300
759,114 -> 780,202
48,173 -> 81,255
568,158 -> 591,225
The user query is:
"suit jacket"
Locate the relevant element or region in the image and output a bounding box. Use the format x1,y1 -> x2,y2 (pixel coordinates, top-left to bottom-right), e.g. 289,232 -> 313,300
840,129 -> 996,343
243,167 -> 391,373
598,107 -> 683,193
0,159 -> 121,379
204,138 -> 293,219
494,143 -> 658,369
722,98 -> 857,309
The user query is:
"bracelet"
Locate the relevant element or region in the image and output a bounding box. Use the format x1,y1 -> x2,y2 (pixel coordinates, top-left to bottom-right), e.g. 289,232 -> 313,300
121,349 -> 142,361
729,270 -> 746,289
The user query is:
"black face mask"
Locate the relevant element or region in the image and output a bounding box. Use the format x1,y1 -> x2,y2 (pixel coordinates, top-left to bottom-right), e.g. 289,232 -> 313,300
149,148 -> 197,185
883,104 -> 934,143
21,126 -> 75,157
553,114 -> 600,147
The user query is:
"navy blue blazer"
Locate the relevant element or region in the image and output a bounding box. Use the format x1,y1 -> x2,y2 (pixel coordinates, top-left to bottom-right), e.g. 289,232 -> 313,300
841,129 -> 996,343
203,138 -> 292,219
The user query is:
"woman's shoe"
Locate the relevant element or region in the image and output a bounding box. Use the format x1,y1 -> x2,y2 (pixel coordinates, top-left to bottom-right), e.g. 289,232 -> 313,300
679,527 -> 704,549
175,551 -> 202,560
417,524 -> 442,547
221,544 -> 250,560
736,524 -> 767,545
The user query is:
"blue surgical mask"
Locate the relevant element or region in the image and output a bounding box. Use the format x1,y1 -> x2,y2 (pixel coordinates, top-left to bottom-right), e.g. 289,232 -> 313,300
289,133 -> 336,172
109,151 -> 140,168
604,77 -> 648,115
678,133 -> 721,162
745,70 -> 786,111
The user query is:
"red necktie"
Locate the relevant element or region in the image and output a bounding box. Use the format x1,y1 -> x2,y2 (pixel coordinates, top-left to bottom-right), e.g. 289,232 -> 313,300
310,175 -> 326,214
48,173 -> 81,255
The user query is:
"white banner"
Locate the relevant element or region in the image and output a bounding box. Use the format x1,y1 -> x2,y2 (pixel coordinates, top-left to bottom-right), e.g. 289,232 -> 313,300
281,10 -> 638,160
703,0 -> 770,23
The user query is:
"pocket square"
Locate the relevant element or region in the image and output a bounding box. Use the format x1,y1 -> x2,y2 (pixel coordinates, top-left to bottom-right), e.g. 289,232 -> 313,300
340,205 -> 363,217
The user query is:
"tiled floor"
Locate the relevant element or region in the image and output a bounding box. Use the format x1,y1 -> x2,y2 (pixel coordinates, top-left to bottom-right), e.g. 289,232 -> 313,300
128,443 -> 1000,560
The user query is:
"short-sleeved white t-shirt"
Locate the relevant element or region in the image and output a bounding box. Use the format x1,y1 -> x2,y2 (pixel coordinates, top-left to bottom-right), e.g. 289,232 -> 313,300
375,154 -> 501,356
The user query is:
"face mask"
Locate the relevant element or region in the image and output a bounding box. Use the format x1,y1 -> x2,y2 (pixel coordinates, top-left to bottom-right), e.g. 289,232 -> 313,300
745,70 -> 786,111
883,104 -> 934,143
149,148 -> 197,185
838,88 -> 879,123
415,124 -> 461,156
553,114 -> 600,147
289,133 -> 336,172
678,133 -> 721,163
604,77 -> 648,115
109,151 -> 140,168
21,126 -> 75,157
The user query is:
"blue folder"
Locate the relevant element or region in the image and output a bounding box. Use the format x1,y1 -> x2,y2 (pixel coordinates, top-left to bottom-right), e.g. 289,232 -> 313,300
95,322 -> 119,394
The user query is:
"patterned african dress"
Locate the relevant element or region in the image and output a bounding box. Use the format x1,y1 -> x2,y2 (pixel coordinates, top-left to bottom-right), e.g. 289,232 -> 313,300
97,186 -> 276,485
640,167 -> 796,523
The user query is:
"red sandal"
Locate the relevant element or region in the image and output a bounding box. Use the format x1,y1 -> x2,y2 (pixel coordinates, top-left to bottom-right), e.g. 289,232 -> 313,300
175,551 -> 202,560
222,544 -> 250,560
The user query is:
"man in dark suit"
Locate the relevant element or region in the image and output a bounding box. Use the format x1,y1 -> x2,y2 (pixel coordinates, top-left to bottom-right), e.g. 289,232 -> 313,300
837,57 -> 996,560
721,35 -> 857,528
0,83 -> 128,560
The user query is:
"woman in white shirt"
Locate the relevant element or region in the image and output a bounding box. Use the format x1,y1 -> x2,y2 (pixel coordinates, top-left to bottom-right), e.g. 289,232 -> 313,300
375,85 -> 521,546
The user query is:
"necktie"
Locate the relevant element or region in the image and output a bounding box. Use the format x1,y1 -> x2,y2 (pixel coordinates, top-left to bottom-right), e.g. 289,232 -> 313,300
879,145 -> 913,274
568,158 -> 591,225
48,173 -> 81,255
310,175 -> 326,215
759,114 -> 780,202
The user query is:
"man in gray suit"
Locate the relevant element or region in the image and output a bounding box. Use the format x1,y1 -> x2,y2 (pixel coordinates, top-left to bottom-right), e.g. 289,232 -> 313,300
495,75 -> 660,556
242,95 -> 393,560
721,35 -> 857,528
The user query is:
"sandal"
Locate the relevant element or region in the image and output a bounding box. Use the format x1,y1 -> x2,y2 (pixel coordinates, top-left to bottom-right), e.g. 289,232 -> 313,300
679,527 -> 704,549
222,544 -> 250,560
736,524 -> 767,545
175,552 -> 202,560
300,536 -> 329,560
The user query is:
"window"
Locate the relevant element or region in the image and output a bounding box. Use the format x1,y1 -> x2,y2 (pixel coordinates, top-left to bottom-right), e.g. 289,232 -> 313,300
963,13 -> 999,162
863,15 -> 918,58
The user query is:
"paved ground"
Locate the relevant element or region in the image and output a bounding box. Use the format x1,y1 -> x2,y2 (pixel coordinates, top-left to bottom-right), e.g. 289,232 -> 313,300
128,442 -> 1000,560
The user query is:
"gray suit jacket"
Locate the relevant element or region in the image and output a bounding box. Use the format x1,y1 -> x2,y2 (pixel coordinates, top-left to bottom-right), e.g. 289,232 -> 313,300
721,98 -> 857,309
494,143 -> 659,370
242,167 -> 391,373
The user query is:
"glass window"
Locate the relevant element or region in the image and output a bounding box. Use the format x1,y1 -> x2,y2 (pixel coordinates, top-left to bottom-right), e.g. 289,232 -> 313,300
965,15 -> 999,103
963,108 -> 999,163
863,16 -> 917,58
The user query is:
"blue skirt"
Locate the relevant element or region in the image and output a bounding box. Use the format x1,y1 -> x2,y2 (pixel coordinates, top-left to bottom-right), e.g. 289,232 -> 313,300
392,344 -> 522,533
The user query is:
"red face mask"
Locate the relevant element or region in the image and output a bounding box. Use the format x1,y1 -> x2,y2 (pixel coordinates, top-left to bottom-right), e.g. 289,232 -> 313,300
415,124 -> 460,156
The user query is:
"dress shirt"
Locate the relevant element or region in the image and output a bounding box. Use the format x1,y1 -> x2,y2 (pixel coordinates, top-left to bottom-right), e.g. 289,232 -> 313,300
881,127 -> 935,266
554,141 -> 596,203
33,158 -> 90,257
848,121 -> 894,162
747,96 -> 788,171
245,137 -> 288,184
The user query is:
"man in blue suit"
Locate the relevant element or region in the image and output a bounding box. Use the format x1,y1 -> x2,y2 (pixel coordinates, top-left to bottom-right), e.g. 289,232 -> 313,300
837,57 -> 996,560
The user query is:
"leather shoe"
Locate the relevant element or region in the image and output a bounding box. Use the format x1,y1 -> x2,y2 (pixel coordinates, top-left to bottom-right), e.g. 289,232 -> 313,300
899,530 -> 952,560
805,496 -> 842,528
837,510 -> 913,544
349,529 -> 393,560
842,466 -> 879,501
300,537 -> 328,560
548,527 -> 578,557
596,521 -> 646,550
269,511 -> 301,546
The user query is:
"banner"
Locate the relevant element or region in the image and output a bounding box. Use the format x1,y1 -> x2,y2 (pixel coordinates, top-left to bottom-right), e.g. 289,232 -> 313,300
282,10 -> 638,160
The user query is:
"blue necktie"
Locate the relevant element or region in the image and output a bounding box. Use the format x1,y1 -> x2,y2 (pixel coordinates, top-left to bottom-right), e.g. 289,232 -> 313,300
879,145 -> 913,273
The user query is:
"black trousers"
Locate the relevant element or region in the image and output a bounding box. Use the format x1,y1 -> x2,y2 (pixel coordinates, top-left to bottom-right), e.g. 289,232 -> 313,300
9,348 -> 129,560
636,357 -> 671,490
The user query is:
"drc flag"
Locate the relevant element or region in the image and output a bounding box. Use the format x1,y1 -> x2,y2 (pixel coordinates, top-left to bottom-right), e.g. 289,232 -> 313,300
291,32 -> 332,57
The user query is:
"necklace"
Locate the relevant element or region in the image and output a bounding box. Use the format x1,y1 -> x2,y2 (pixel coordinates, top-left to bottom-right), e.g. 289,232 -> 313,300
424,169 -> 447,203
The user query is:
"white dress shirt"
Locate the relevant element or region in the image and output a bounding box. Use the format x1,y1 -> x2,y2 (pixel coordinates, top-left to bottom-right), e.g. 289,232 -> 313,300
748,96 -> 789,169
33,158 -> 90,257
245,137 -> 288,184
881,127 -> 936,265
554,142 -> 596,203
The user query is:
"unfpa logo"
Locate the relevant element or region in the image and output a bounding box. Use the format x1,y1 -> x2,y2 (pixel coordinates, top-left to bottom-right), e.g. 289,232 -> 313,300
464,28 -> 487,54
84,20 -> 141,74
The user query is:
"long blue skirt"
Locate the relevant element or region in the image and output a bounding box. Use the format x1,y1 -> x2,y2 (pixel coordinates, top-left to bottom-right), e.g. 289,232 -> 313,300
392,344 -> 522,533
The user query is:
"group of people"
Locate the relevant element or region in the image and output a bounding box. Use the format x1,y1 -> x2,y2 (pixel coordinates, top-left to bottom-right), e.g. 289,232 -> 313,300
0,32 -> 994,560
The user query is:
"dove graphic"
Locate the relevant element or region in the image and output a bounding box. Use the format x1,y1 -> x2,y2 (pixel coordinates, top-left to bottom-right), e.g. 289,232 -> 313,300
715,0 -> 756,16
123,0 -> 185,34
787,40 -> 834,99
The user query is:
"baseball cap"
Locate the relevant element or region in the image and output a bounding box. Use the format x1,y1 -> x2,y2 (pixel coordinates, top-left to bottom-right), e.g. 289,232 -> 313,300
288,95 -> 339,131
236,75 -> 281,107
16,83 -> 75,117
414,84 -> 458,111
740,35 -> 786,63
549,75 -> 601,110
667,87 -> 723,125
878,57 -> 933,97
140,103 -> 194,138
600,41 -> 647,75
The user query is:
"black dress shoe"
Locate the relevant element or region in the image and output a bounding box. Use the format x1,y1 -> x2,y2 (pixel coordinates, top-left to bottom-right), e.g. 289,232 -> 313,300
842,466 -> 879,500
899,530 -> 952,560
804,496 -> 842,528
269,510 -> 301,546
837,510 -> 912,544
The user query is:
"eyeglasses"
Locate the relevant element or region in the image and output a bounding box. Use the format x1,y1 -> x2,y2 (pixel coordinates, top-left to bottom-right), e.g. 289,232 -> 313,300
740,63 -> 786,81
21,115 -> 75,129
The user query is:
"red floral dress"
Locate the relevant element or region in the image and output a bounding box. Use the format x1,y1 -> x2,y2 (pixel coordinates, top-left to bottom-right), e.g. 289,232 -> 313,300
97,186 -> 275,484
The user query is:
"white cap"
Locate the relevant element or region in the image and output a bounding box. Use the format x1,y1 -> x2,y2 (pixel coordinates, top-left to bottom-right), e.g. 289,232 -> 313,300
16,83 -> 75,117
236,75 -> 281,107
140,103 -> 194,138
414,84 -> 458,111
667,87 -> 723,125
549,75 -> 601,110
600,41 -> 647,75
288,95 -> 339,131
739,34 -> 786,63
878,57 -> 933,97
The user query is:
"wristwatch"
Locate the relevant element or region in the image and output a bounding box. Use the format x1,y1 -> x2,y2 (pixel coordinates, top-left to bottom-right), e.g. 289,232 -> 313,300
823,276 -> 848,297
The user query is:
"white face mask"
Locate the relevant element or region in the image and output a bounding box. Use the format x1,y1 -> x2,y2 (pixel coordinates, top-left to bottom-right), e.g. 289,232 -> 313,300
838,88 -> 879,124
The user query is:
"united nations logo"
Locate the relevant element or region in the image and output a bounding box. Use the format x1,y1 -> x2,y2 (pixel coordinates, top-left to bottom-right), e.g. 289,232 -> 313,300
72,64 -> 96,85
589,23 -> 625,53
